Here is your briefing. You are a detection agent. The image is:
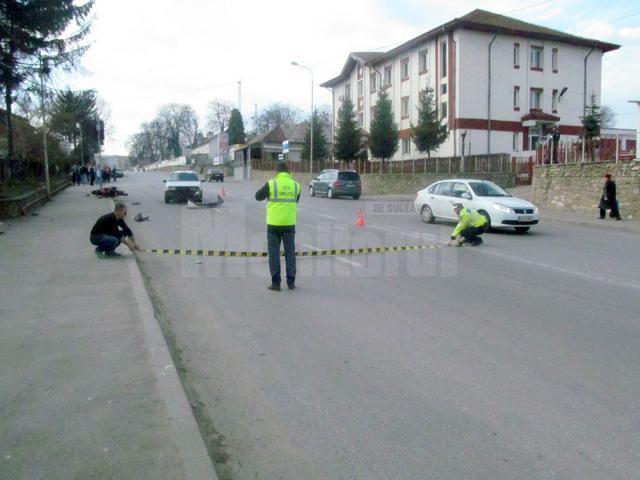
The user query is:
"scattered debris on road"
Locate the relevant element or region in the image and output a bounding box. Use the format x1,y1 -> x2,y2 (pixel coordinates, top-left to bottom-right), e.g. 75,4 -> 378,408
134,213 -> 150,222
91,186 -> 128,198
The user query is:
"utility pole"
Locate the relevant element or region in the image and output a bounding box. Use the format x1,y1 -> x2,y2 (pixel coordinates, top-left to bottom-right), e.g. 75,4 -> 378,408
629,101 -> 640,161
39,57 -> 51,197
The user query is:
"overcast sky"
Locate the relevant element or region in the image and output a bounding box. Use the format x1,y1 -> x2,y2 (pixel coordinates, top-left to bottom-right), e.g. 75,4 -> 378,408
59,0 -> 640,155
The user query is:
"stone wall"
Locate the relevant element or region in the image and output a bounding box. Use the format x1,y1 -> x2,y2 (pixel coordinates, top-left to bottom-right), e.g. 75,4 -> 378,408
250,170 -> 514,195
533,162 -> 640,219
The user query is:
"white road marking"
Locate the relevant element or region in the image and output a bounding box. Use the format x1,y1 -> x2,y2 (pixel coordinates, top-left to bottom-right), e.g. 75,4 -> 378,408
477,249 -> 640,291
320,214 -> 337,220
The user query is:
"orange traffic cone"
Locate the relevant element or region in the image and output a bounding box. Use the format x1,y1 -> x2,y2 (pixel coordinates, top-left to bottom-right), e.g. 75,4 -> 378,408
220,186 -> 225,197
356,208 -> 365,227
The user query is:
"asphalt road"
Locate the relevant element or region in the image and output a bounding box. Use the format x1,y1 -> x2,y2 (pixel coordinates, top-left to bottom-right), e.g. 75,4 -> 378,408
119,171 -> 639,480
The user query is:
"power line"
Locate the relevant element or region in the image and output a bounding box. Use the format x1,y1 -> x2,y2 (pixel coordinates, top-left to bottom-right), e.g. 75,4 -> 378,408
502,0 -> 553,15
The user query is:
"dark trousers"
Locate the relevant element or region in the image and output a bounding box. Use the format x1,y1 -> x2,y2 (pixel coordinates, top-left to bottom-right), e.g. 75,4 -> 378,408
459,226 -> 484,245
267,227 -> 296,286
90,234 -> 120,253
600,201 -> 620,219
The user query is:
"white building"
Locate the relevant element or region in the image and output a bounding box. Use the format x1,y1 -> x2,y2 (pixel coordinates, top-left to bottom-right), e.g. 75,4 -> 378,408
190,132 -> 229,166
320,9 -> 619,160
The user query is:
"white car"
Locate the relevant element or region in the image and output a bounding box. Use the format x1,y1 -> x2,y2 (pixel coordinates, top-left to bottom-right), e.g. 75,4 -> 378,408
414,179 -> 539,233
163,171 -> 203,203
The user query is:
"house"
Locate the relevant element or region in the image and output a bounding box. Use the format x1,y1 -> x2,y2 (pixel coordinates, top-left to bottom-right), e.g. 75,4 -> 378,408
189,132 -> 229,167
320,9 -> 620,160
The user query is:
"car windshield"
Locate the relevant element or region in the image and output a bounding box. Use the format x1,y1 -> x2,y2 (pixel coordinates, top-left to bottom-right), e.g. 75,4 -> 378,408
169,172 -> 199,182
468,182 -> 511,197
338,172 -> 359,181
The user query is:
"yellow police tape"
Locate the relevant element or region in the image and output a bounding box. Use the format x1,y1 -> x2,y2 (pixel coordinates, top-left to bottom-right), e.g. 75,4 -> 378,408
144,244 -> 445,258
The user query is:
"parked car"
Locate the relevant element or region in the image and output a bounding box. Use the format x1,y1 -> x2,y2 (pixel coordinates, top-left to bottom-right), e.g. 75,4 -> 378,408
414,179 -> 539,233
309,169 -> 361,199
163,171 -> 203,203
206,168 -> 224,182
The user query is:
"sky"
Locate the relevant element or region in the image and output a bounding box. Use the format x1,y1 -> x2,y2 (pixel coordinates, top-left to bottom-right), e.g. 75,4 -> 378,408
58,0 -> 640,155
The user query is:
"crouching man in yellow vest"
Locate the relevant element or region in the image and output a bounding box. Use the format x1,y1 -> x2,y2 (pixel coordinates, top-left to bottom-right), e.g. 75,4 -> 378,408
255,163 -> 301,291
447,202 -> 487,247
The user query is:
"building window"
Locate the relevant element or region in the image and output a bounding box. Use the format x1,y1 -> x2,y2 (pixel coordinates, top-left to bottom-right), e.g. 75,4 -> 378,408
513,86 -> 520,111
440,41 -> 447,78
514,43 -> 520,69
513,132 -> 520,151
384,65 -> 392,88
401,57 -> 410,80
401,96 -> 410,118
357,112 -> 364,128
552,89 -> 559,113
402,138 -> 411,155
357,79 -> 363,98
529,126 -> 543,150
357,64 -> 363,79
441,83 -> 447,95
530,88 -> 543,111
440,101 -> 448,119
552,48 -> 558,73
530,46 -> 544,70
345,83 -> 351,102
370,73 -> 377,93
419,48 -> 428,73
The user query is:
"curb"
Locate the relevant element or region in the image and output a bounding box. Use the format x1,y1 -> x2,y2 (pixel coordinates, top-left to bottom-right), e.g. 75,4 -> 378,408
126,255 -> 219,480
540,213 -> 640,234
113,199 -> 218,480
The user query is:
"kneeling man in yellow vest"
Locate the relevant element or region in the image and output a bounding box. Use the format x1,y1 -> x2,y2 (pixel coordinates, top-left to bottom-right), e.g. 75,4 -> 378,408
255,163 -> 301,291
447,203 -> 487,247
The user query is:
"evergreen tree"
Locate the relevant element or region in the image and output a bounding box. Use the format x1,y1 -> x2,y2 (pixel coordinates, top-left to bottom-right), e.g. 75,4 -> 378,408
369,91 -> 399,164
301,110 -> 329,161
334,99 -> 360,161
49,89 -> 101,164
411,88 -> 448,158
0,0 -> 94,178
581,94 -> 601,162
227,108 -> 246,145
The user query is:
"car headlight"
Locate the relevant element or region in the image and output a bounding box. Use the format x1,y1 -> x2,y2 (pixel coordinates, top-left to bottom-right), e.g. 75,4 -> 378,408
533,206 -> 539,214
492,203 -> 515,214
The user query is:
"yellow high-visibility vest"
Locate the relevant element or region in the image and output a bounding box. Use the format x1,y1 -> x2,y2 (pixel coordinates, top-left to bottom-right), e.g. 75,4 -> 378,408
266,172 -> 300,226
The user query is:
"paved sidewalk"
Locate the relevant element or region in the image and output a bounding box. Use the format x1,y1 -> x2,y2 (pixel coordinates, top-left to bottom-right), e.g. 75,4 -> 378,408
0,186 -> 216,479
510,185 -> 640,234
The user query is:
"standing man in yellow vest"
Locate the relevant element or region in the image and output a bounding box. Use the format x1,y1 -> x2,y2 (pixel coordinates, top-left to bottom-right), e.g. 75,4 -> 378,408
255,163 -> 301,291
447,203 -> 487,246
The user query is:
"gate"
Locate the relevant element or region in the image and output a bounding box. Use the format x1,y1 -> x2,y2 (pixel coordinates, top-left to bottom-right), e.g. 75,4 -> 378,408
512,156 -> 533,185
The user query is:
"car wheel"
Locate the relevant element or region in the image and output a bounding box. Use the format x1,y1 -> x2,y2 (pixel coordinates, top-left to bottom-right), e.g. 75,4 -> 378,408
515,227 -> 530,234
478,210 -> 492,231
309,185 -> 315,197
164,194 -> 171,204
327,188 -> 334,199
420,204 -> 435,224
352,194 -> 360,200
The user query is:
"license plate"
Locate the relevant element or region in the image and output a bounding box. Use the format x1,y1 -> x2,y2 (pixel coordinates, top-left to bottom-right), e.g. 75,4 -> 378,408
518,215 -> 533,221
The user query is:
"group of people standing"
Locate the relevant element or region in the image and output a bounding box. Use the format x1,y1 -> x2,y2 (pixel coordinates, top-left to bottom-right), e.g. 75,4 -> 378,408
71,164 -> 117,187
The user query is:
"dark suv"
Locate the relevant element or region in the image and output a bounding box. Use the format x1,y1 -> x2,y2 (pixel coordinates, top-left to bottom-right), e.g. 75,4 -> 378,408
309,169 -> 361,199
206,168 -> 224,182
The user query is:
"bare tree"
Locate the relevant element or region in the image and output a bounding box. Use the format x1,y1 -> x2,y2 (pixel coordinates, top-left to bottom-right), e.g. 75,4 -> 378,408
206,99 -> 233,134
600,105 -> 616,129
251,103 -> 302,134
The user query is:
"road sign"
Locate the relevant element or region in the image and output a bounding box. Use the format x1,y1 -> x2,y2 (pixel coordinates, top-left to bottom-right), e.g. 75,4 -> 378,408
282,140 -> 289,154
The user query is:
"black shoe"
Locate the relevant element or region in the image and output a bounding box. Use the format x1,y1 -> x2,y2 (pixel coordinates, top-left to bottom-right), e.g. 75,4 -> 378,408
598,217 -> 605,220
287,283 -> 296,290
267,284 -> 281,291
615,217 -> 622,221
104,251 -> 122,257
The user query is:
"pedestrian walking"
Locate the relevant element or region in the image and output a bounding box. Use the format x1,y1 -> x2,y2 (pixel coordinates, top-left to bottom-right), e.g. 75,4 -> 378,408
89,166 -> 96,186
71,164 -> 79,185
80,164 -> 88,185
447,203 -> 487,246
89,202 -> 141,257
112,166 -> 117,182
95,165 -> 103,188
599,173 -> 621,220
255,163 -> 301,291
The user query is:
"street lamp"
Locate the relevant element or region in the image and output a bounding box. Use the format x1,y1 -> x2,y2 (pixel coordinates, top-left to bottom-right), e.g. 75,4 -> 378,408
291,61 -> 314,182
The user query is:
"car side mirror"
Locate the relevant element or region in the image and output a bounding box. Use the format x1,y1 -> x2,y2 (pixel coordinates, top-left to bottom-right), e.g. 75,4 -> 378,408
461,192 -> 472,200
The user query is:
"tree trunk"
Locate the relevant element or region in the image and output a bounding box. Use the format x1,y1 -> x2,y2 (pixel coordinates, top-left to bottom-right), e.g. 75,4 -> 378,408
4,86 -> 14,180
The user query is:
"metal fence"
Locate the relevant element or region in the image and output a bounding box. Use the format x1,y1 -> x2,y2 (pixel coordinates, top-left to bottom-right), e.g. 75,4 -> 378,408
534,140 -> 637,165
